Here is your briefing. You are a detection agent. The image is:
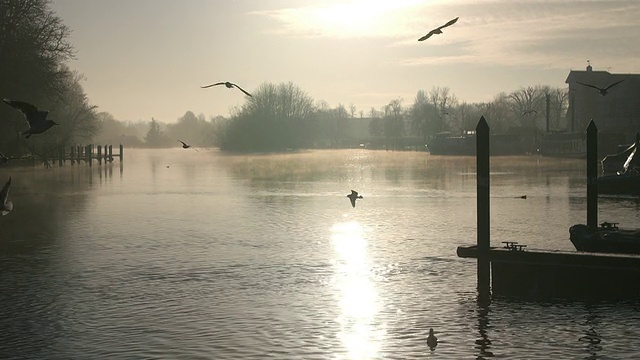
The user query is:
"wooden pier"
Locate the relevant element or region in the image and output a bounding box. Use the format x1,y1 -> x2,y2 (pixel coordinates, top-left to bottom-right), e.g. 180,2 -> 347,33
46,144 -> 123,167
457,118 -> 640,300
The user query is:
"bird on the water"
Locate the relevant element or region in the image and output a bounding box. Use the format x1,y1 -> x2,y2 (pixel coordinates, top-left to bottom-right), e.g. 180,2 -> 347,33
347,190 -> 363,208
427,328 -> 438,350
0,177 -> 13,216
418,17 -> 459,41
576,80 -> 624,96
2,98 -> 58,138
201,81 -> 252,97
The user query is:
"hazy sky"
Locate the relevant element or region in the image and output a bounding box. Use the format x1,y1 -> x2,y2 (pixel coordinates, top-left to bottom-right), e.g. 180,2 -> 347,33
50,0 -> 640,123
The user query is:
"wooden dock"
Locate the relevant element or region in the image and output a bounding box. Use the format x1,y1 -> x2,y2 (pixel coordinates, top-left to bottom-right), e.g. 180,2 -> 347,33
457,244 -> 640,298
458,118 -> 640,300
45,144 -> 123,167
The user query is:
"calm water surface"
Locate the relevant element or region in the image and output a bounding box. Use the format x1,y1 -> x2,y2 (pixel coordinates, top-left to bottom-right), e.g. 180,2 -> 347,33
1,148 -> 640,359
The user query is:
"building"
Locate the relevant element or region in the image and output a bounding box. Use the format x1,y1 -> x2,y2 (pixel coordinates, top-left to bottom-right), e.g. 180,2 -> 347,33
565,63 -> 640,150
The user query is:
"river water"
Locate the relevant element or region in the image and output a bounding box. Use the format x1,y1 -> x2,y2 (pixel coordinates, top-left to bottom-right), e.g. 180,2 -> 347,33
1,148 -> 640,359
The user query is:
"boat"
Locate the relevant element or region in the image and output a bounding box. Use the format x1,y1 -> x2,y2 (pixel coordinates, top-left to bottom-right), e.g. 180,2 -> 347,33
601,142 -> 639,174
570,222 -> 640,254
539,131 -> 586,158
597,171 -> 640,196
427,131 -> 526,156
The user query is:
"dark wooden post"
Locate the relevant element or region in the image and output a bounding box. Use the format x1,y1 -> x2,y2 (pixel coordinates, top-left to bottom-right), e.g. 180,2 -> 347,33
97,145 -> 102,165
476,116 -> 491,300
587,121 -> 598,230
108,145 -> 113,162
70,146 -> 75,165
545,93 -> 550,132
119,144 -> 123,161
104,144 -> 107,163
58,147 -> 63,166
87,145 -> 92,167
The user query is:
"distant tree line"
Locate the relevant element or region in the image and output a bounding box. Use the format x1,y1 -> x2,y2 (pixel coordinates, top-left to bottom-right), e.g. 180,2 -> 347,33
209,82 -> 568,152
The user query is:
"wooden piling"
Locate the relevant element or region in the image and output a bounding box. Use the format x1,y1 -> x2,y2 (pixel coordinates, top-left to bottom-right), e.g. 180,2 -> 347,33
476,116 -> 491,299
70,146 -> 75,165
108,145 -> 113,162
97,145 -> 102,165
58,147 -> 63,166
119,144 -> 123,161
586,121 -> 598,230
87,145 -> 92,167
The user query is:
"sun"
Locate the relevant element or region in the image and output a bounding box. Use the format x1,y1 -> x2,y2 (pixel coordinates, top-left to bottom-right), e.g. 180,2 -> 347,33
303,0 -> 423,38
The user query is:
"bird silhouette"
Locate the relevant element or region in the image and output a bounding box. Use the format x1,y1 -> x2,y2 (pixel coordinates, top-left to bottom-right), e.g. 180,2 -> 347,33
523,109 -> 538,115
576,80 -> 624,96
427,328 -> 438,350
0,177 -> 13,216
418,17 -> 459,41
201,81 -> 252,97
0,152 -> 8,164
2,99 -> 58,138
347,190 -> 363,208
178,140 -> 198,151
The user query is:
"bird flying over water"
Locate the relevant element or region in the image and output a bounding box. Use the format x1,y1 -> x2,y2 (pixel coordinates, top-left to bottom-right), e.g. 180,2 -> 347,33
427,328 -> 438,350
523,109 -> 538,116
2,99 -> 58,138
201,81 -> 252,97
347,190 -> 363,208
0,177 -> 13,216
576,80 -> 624,96
178,140 -> 191,149
418,17 -> 459,41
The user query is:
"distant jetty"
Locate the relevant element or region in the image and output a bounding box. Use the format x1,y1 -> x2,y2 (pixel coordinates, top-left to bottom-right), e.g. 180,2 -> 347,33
8,144 -> 124,167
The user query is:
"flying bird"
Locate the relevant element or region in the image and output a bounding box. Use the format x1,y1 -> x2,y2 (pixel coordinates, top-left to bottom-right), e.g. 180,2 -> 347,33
418,17 -> 459,41
523,109 -> 538,116
347,190 -> 363,208
0,177 -> 13,216
427,328 -> 438,350
201,81 -> 252,97
178,140 -> 191,149
576,80 -> 624,96
2,99 -> 58,138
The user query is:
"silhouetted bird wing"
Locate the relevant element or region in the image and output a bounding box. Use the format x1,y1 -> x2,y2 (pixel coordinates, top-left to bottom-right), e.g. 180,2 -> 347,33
231,83 -> 252,97
604,79 -> 624,91
438,17 -> 459,30
200,82 -> 226,89
178,140 -> 188,146
351,190 -> 359,197
418,31 -> 437,41
2,99 -> 48,127
576,82 -> 603,91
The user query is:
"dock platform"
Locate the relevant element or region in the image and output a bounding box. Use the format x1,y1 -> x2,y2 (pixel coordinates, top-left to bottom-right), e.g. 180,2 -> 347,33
457,245 -> 640,298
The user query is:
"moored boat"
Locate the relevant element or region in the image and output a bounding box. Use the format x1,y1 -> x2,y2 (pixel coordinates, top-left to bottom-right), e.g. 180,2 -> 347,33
570,222 -> 640,254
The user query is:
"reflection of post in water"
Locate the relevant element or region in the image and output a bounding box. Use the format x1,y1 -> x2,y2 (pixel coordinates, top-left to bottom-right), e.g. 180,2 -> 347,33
475,303 -> 494,359
579,310 -> 603,360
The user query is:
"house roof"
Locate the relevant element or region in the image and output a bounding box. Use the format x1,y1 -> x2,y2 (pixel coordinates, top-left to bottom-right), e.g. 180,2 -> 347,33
566,68 -> 640,86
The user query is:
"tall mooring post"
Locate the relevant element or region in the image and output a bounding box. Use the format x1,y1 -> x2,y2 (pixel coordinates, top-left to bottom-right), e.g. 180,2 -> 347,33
586,121 -> 598,230
476,116 -> 491,300
119,144 -> 123,161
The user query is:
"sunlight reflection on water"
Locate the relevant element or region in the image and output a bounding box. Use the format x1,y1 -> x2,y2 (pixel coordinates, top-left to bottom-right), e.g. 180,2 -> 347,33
331,221 -> 384,359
